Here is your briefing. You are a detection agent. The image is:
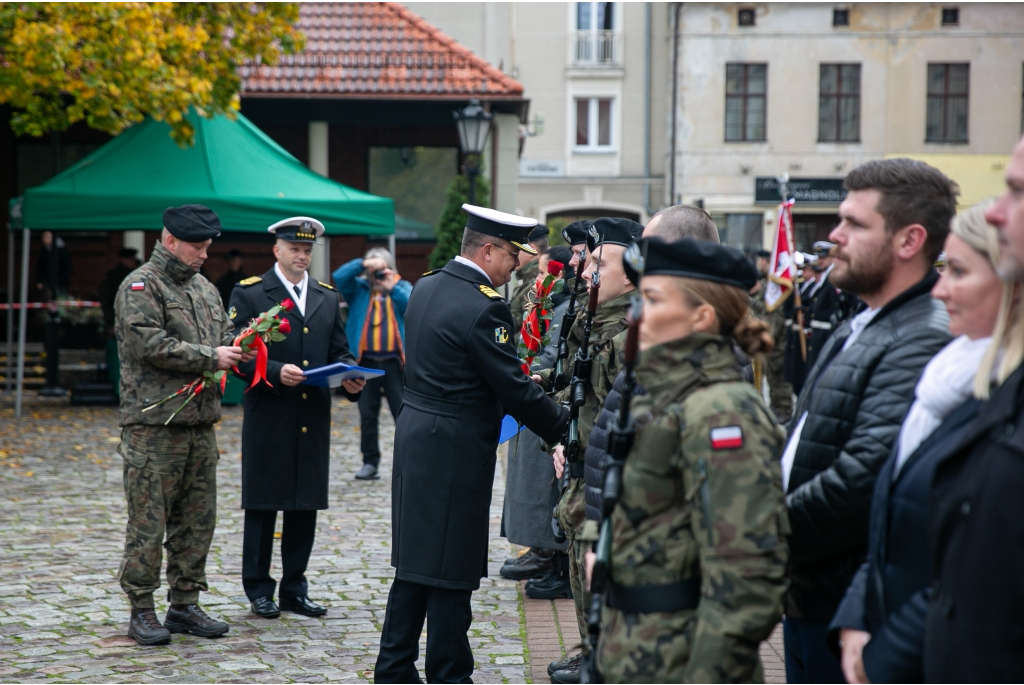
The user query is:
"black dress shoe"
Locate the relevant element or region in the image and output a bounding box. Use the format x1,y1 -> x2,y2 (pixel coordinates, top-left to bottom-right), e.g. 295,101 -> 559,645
164,604 -> 229,637
355,463 -> 380,480
251,596 -> 280,619
500,548 -> 555,580
280,595 -> 327,617
128,608 -> 171,645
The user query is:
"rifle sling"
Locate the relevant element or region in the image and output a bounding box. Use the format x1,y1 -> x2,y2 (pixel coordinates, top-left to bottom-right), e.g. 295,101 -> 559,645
606,577 -> 701,614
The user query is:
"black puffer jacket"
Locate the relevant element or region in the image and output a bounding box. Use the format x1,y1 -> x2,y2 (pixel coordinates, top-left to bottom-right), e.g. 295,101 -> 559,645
785,270 -> 950,620
584,370 -> 648,522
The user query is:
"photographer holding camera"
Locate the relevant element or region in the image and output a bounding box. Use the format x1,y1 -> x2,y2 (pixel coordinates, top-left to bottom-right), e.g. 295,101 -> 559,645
333,247 -> 413,480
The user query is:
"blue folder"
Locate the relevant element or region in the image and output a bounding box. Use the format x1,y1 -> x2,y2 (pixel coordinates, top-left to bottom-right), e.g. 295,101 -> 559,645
301,362 -> 386,388
500,414 -> 526,444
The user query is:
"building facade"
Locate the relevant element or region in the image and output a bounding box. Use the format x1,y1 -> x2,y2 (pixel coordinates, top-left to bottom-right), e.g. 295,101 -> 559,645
408,2 -> 671,230
671,2 -> 1024,252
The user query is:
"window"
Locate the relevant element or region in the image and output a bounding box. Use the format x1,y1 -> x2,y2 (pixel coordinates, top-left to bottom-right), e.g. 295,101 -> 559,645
577,2 -> 614,31
738,8 -> 756,26
927,63 -> 969,143
711,213 -> 763,251
574,2 -> 620,65
819,64 -> 861,142
725,64 -> 767,142
575,97 -> 614,150
368,147 -> 459,240
942,7 -> 959,26
833,8 -> 850,26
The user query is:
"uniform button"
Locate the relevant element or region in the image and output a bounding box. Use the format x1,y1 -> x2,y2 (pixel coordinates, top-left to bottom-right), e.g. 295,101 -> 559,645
961,501 -> 971,517
302,426 -> 307,433
303,360 -> 309,367
302,393 -> 307,400
303,327 -> 309,334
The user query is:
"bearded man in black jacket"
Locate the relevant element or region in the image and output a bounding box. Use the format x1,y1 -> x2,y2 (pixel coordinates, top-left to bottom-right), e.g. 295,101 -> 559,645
779,158 -> 958,683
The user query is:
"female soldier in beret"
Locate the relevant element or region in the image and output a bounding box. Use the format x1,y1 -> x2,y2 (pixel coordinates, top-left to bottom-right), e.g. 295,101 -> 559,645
593,237 -> 788,683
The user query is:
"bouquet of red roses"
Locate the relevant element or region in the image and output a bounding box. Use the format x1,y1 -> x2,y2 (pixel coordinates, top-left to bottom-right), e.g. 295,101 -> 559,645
517,260 -> 565,374
141,298 -> 294,425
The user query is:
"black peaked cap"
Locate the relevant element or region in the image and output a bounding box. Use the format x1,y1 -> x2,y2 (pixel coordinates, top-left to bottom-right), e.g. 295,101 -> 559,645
561,220 -> 592,247
163,205 -> 222,241
587,217 -> 644,252
624,237 -> 759,290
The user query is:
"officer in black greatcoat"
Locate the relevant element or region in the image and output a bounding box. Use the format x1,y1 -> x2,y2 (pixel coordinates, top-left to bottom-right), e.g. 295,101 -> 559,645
229,217 -> 364,621
374,205 -> 570,684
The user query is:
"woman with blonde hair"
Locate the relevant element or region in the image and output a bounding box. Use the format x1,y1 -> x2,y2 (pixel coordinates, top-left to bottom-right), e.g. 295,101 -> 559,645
592,237 -> 788,682
831,201 -> 1009,683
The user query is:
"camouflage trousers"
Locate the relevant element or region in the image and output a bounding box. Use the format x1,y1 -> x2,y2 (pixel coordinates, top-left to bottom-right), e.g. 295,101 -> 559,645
596,606 -> 697,683
555,477 -> 590,651
117,424 -> 219,609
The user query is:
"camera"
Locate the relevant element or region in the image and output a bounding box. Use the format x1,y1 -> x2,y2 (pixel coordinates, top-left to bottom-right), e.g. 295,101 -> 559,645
374,270 -> 387,281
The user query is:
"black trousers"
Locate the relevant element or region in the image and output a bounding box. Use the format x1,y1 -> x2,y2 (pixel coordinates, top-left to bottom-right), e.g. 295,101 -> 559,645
374,578 -> 474,684
358,356 -> 404,466
241,509 -> 317,602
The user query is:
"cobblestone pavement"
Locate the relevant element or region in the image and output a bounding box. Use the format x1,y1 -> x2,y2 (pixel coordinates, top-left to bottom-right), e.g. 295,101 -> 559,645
0,399 -> 526,684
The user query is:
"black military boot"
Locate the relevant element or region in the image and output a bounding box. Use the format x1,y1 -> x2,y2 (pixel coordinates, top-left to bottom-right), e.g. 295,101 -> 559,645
548,652 -> 581,677
550,652 -> 583,684
500,548 -> 555,580
164,604 -> 229,638
128,608 -> 171,646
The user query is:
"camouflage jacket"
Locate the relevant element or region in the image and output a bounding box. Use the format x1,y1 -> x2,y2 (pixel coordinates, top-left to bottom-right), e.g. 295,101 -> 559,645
115,242 -> 235,427
510,258 -> 540,338
554,289 -> 633,535
606,333 -> 788,682
750,278 -> 787,345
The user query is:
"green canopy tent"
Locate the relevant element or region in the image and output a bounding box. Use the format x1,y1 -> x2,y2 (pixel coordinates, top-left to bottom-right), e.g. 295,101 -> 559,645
7,110 -> 395,416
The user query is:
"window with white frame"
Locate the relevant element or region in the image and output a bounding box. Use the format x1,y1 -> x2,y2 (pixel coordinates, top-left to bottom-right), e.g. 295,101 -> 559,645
575,97 -> 614,150
577,2 -> 615,31
574,2 -> 620,65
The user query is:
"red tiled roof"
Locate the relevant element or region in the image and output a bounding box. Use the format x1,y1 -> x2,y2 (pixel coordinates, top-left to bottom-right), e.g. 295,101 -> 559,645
240,3 -> 524,100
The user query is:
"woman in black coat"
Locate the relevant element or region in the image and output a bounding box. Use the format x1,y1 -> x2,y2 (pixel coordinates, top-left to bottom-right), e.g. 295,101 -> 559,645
830,204 -> 1007,683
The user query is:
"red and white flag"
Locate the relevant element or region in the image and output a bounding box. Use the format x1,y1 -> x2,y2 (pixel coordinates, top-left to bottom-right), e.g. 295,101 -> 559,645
764,199 -> 796,312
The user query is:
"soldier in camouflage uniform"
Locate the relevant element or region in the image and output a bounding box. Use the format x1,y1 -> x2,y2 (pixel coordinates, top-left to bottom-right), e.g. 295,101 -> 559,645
114,205 -> 249,645
594,237 -> 788,683
508,224 -> 549,337
543,218 -> 642,683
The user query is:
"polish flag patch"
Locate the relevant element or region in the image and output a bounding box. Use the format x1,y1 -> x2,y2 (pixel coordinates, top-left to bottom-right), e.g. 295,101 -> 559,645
710,426 -> 744,450
130,281 -> 145,291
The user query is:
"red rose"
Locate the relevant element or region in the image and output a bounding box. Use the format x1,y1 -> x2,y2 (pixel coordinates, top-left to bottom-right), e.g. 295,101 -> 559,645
280,298 -> 295,312
547,260 -> 565,277
278,317 -> 292,334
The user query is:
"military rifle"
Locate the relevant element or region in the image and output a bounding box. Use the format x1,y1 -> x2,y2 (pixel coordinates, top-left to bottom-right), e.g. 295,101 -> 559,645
581,244 -> 644,684
551,232 -> 602,543
552,246 -> 588,393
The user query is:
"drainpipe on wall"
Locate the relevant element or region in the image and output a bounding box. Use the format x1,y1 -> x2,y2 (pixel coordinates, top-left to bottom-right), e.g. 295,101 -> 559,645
669,3 -> 682,206
643,2 -> 655,217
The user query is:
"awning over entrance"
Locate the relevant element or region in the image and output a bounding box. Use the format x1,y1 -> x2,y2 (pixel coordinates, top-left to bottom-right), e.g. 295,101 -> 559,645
9,110 -> 395,235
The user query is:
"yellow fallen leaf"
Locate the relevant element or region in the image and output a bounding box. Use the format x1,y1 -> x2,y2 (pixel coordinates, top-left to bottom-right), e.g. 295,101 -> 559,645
73,445 -> 83,451
106,437 -> 121,444
24,471 -> 33,477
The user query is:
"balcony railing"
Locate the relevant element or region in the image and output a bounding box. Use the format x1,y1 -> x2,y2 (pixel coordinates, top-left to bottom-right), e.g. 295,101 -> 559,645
571,30 -> 622,67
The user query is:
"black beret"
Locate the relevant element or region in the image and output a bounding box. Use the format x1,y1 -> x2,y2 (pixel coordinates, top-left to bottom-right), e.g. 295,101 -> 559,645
624,237 -> 759,291
756,249 -> 771,259
561,220 -> 591,246
528,224 -> 550,243
163,205 -> 222,241
118,247 -> 138,259
586,217 -> 644,252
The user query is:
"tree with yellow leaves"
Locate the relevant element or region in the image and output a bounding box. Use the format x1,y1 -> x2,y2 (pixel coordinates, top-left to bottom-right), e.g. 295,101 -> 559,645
0,3 -> 304,146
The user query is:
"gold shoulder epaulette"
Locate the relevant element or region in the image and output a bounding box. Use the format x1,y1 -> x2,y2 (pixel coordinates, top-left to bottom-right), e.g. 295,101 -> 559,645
239,276 -> 262,286
422,269 -> 441,277
478,284 -> 502,300
318,280 -> 335,291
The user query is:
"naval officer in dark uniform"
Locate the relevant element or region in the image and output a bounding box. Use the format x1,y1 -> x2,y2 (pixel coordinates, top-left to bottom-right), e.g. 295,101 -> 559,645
229,217 -> 365,620
375,205 -> 570,683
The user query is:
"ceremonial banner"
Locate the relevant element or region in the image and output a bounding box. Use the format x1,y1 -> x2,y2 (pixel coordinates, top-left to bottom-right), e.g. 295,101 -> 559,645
765,199 -> 797,312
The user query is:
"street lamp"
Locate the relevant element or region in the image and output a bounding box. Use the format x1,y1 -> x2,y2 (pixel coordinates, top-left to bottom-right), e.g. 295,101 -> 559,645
453,98 -> 493,205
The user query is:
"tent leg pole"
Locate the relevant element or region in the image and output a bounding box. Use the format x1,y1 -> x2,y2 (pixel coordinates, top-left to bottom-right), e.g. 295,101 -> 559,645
6,228 -> 13,394
15,228 -> 29,419
388,234 -> 396,260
